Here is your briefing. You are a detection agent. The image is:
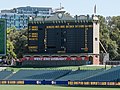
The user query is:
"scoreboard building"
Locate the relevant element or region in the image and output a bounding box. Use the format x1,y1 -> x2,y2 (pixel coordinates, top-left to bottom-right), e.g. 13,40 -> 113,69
27,10 -> 100,65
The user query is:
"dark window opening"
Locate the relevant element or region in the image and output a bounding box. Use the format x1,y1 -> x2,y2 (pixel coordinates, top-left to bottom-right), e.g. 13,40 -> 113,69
95,38 -> 97,41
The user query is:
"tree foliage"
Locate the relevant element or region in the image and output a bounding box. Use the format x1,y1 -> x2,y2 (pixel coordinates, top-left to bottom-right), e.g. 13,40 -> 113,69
7,27 -> 28,58
99,16 -> 120,60
7,40 -> 16,59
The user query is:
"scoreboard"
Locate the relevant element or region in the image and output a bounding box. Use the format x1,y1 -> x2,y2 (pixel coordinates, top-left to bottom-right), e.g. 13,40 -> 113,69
0,19 -> 6,56
28,21 -> 93,54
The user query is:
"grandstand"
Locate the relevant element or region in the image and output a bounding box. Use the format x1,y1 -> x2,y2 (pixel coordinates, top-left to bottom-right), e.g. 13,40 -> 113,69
82,66 -> 120,82
0,66 -> 120,86
0,71 -> 13,80
57,69 -> 104,81
7,70 -> 71,81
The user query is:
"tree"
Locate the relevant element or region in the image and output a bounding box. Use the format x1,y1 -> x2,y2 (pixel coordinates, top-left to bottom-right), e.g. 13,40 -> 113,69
7,27 -> 28,58
109,16 -> 120,59
6,27 -> 17,59
99,16 -> 119,60
7,40 -> 16,59
13,29 -> 28,58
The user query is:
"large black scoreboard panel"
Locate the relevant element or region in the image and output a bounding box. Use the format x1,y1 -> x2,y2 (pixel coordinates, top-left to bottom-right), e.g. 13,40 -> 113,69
47,28 -> 58,53
46,23 -> 66,53
38,24 -> 45,53
28,21 -> 93,54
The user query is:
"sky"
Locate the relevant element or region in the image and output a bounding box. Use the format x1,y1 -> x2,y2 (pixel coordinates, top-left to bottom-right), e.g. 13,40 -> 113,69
0,0 -> 120,16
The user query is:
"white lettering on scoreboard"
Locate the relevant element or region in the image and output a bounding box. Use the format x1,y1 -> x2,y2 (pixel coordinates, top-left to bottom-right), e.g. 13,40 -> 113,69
23,56 -> 89,61
34,57 -> 67,60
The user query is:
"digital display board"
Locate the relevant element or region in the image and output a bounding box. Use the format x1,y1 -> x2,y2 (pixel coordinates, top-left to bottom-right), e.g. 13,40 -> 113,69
0,19 -> 6,56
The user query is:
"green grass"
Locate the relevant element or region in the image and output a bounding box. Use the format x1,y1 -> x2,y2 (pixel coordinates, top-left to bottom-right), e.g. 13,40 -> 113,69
6,65 -> 111,72
0,85 -> 119,90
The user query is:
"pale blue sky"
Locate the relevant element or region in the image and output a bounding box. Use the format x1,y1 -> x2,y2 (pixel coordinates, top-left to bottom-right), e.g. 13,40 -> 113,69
0,0 -> 120,16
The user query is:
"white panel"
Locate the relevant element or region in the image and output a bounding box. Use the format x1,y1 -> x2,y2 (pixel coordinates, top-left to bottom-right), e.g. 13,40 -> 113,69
93,17 -> 100,54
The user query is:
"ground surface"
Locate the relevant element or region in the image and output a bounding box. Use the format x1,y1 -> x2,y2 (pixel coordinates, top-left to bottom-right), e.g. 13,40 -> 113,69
0,85 -> 119,90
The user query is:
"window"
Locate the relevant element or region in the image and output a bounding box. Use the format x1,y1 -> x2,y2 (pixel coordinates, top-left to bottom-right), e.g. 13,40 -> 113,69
95,55 -> 98,58
95,38 -> 98,41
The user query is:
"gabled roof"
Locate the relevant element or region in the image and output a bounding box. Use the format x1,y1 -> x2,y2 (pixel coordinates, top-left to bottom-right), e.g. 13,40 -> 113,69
46,13 -> 74,21
29,11 -> 95,22
33,11 -> 75,22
